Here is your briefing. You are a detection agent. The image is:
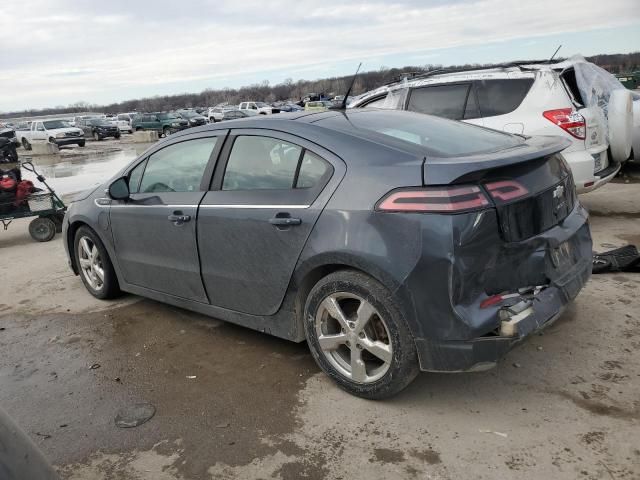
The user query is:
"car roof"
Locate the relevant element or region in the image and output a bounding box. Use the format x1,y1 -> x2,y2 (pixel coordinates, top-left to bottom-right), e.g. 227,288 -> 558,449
169,109 -> 437,158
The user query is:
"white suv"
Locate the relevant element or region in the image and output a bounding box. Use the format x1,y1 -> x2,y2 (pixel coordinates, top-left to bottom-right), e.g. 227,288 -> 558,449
238,101 -> 273,115
350,59 -> 635,193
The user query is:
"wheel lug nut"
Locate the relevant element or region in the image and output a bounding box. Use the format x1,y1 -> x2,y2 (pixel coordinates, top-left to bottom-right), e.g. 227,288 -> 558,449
359,332 -> 365,338
346,341 -> 351,347
356,344 -> 362,349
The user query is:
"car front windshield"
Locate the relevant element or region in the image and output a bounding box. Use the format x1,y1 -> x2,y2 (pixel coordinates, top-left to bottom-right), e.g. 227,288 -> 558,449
43,120 -> 71,129
89,119 -> 111,126
334,110 -> 522,157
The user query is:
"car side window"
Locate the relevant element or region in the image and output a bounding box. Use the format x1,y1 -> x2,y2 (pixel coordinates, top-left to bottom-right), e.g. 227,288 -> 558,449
475,79 -> 534,117
128,159 -> 147,194
138,137 -> 218,193
36,123 -> 45,131
296,151 -> 331,189
407,84 -> 470,120
223,136 -> 302,190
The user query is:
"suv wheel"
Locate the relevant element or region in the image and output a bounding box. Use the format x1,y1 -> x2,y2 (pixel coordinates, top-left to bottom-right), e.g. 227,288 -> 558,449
74,226 -> 121,299
93,131 -> 101,141
304,270 -> 419,399
163,127 -> 170,137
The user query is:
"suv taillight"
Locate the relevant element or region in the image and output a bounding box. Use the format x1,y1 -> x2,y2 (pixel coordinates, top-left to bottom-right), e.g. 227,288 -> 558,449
543,108 -> 586,139
377,186 -> 490,213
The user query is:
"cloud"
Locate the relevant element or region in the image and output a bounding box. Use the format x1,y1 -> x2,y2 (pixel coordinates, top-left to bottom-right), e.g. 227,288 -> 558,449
0,0 -> 639,111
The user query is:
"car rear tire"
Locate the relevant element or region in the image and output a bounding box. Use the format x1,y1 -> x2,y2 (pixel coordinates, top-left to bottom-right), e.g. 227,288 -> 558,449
93,132 -> 101,141
78,141 -> 85,147
163,127 -> 170,138
74,226 -> 121,299
304,270 -> 419,399
115,133 -> 121,139
29,217 -> 56,242
608,89 -> 633,163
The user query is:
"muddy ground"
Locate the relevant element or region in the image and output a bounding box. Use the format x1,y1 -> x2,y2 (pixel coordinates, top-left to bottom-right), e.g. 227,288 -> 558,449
0,144 -> 639,479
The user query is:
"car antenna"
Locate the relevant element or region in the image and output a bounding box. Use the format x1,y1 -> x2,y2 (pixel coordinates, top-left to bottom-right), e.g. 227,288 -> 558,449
548,45 -> 562,63
340,63 -> 362,110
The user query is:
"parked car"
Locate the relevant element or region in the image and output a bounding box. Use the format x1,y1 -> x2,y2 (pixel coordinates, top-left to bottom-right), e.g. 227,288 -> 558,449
177,110 -> 208,127
304,101 -> 329,112
220,109 -> 258,121
239,101 -> 274,115
63,109 -> 592,399
19,119 -> 85,149
117,113 -> 139,125
207,106 -> 237,122
278,103 -> 304,113
108,117 -> 133,134
77,118 -> 120,141
0,122 -> 18,146
131,112 -> 189,137
350,60 -> 635,193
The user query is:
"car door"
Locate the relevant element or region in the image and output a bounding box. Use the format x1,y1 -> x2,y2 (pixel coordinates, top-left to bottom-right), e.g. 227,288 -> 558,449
32,122 -> 47,142
198,129 -> 343,316
109,132 -> 225,301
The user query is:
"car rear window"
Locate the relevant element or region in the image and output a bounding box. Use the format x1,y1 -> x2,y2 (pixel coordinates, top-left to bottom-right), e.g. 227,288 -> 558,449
475,78 -> 534,117
326,110 -> 521,157
407,84 -> 471,120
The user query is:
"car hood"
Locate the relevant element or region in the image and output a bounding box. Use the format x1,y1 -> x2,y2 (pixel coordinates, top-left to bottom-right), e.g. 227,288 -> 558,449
49,127 -> 84,134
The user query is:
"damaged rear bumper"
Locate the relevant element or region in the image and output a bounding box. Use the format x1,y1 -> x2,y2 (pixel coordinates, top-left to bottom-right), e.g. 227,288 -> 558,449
410,205 -> 592,373
414,268 -> 589,372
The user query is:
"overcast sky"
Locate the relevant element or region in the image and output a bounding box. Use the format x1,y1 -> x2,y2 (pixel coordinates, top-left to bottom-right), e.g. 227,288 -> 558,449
0,0 -> 639,112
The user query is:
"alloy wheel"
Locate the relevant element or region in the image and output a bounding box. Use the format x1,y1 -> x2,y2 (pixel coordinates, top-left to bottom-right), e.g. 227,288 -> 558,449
78,236 -> 104,291
315,293 -> 392,383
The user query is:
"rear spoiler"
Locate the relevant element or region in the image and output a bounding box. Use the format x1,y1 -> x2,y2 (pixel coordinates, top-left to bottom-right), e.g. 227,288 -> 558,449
423,136 -> 571,185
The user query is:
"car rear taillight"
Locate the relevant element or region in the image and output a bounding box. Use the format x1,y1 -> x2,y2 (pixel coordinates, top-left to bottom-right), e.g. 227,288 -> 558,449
377,186 -> 490,213
543,108 -> 586,139
484,180 -> 529,202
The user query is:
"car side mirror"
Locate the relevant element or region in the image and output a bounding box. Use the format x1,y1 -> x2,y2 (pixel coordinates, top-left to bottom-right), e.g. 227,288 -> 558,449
108,177 -> 130,200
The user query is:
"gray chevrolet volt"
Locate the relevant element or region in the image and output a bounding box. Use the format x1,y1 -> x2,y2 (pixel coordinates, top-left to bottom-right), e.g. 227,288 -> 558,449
63,109 -> 592,398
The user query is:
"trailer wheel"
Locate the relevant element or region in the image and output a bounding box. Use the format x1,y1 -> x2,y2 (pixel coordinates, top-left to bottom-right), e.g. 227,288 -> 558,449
29,217 -> 56,242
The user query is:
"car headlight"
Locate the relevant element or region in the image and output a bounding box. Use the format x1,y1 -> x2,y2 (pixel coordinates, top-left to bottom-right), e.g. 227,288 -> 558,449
56,133 -> 65,138
190,119 -> 197,124
171,122 -> 179,127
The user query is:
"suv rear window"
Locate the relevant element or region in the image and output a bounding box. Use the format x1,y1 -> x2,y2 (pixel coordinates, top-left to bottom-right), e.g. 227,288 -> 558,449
475,78 -> 534,117
407,84 -> 470,120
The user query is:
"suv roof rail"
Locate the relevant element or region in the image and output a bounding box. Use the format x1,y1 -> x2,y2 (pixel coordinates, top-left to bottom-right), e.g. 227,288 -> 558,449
384,59 -> 556,86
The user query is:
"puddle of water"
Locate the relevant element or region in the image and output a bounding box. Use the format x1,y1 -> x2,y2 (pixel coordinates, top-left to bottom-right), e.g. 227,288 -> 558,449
19,144 -> 152,197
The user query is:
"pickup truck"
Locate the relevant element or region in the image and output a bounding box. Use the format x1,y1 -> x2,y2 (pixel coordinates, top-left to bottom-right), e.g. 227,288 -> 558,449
17,119 -> 85,149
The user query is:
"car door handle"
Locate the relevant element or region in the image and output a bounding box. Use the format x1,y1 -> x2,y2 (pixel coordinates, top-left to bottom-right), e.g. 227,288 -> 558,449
269,216 -> 301,226
168,213 -> 191,224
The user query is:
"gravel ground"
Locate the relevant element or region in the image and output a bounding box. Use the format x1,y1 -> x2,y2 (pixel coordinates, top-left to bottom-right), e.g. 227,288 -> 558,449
0,148 -> 638,479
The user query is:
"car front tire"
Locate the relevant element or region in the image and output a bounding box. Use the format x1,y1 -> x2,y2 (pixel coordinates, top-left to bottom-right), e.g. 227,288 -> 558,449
304,270 -> 419,399
74,226 -> 121,299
